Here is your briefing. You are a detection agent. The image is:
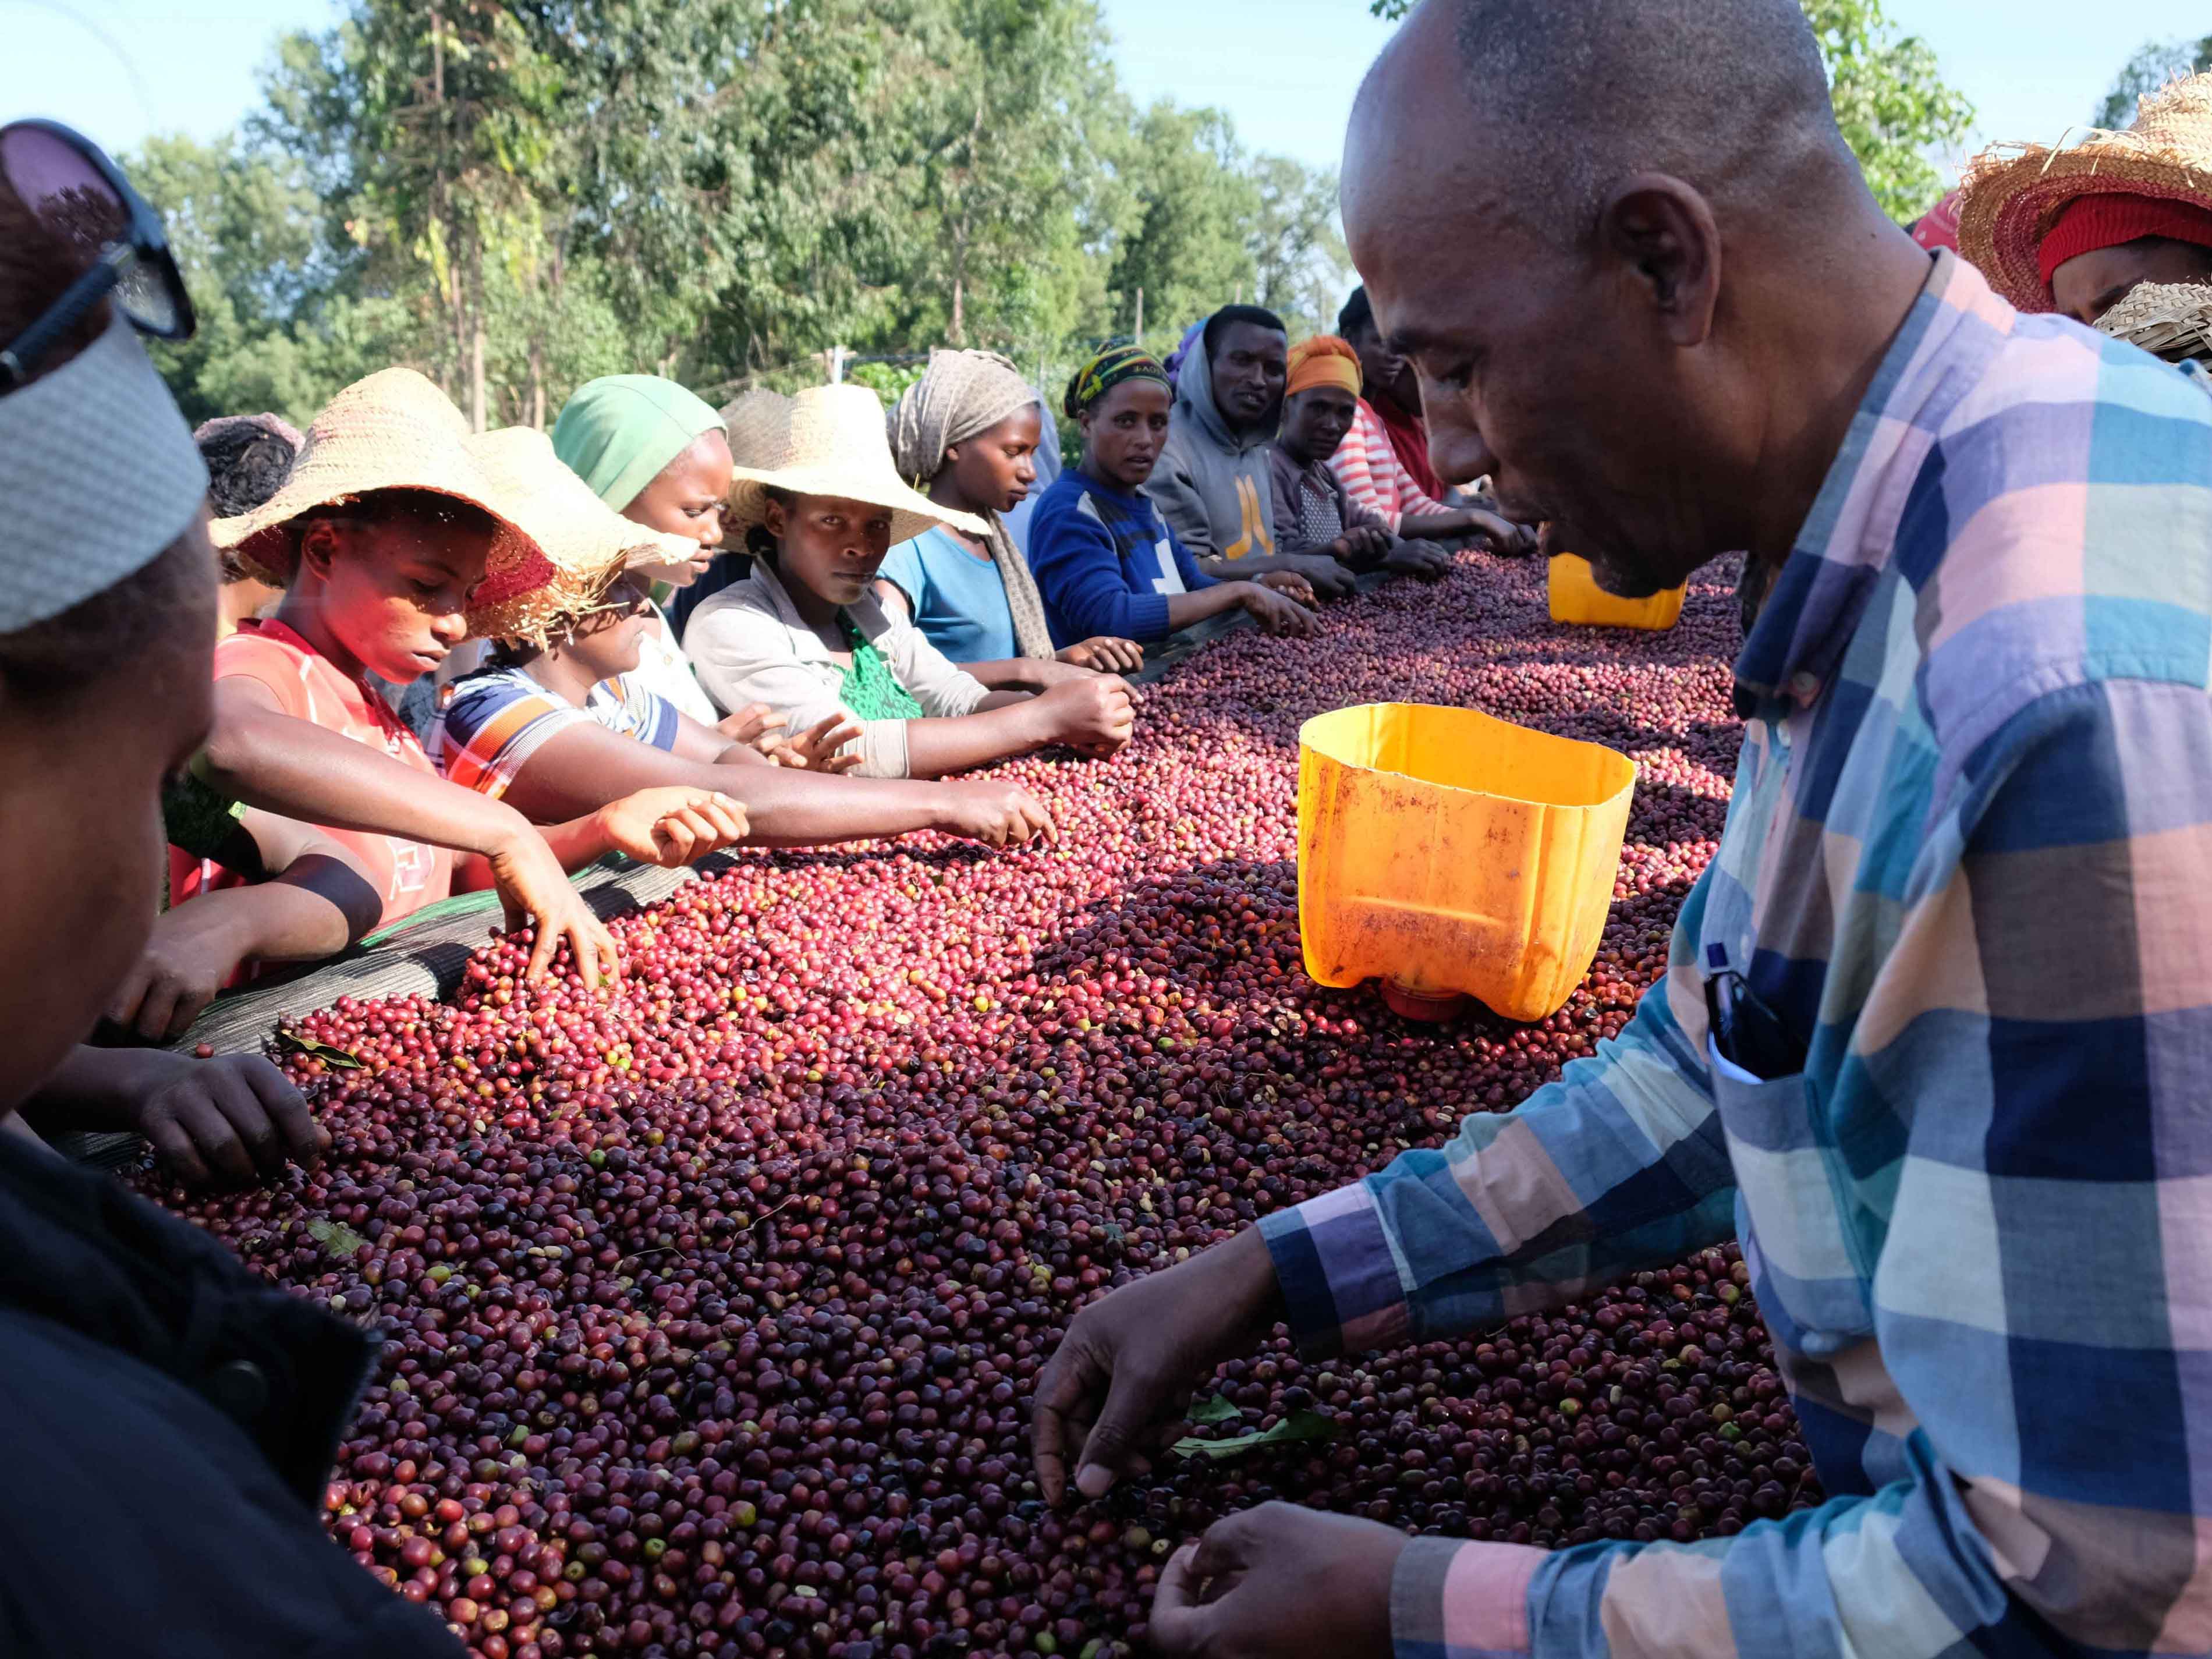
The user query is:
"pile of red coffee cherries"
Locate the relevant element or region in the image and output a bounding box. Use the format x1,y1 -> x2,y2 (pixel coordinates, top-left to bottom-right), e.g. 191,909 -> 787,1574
155,554 -> 1816,1659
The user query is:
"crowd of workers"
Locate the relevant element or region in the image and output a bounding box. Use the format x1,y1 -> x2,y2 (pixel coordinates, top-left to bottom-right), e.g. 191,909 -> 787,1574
1,5 -> 2211,1653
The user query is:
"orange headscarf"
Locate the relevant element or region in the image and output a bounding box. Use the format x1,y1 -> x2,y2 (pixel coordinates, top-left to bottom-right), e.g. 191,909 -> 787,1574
1285,335 -> 1363,399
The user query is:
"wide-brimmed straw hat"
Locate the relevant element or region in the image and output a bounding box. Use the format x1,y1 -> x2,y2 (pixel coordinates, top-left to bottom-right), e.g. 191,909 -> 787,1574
1958,73 -> 2212,312
467,426 -> 703,644
721,384 -> 987,545
2094,280 -> 2212,362
210,368 -> 554,608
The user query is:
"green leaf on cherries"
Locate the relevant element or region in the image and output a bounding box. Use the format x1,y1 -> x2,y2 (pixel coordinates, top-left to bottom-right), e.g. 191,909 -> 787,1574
1171,1409 -> 1335,1461
274,1029 -> 367,1069
1186,1393 -> 1243,1426
307,1218 -> 367,1259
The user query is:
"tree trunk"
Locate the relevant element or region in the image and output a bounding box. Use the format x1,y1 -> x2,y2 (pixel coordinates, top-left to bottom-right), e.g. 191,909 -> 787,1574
528,335 -> 545,430
430,8 -> 458,399
950,235 -> 966,348
448,250 -> 467,402
469,296 -> 487,435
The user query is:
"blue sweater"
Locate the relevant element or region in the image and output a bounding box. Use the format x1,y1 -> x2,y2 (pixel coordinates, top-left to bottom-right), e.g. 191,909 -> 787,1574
1026,469 -> 1218,644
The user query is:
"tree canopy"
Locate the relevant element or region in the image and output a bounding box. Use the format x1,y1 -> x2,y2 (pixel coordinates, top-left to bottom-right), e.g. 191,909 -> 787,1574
137,0 -> 1349,430
2096,36 -> 2212,130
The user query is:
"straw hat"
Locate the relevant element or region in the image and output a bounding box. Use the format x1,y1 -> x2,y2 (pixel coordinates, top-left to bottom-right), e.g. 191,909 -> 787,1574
721,387 -> 791,470
721,384 -> 987,545
1958,73 -> 2212,312
210,368 -> 553,608
2094,280 -> 2212,362
466,426 -> 704,644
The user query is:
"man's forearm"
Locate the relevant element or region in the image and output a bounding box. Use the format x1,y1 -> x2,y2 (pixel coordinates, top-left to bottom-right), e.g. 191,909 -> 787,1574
1258,966 -> 1732,1358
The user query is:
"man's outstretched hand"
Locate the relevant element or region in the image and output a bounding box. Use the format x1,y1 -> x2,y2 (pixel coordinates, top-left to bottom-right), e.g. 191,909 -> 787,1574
1031,1227 -> 1284,1505
1152,1502 -> 1403,1659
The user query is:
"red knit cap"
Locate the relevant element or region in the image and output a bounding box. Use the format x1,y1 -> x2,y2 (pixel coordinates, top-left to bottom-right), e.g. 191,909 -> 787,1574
2039,193 -> 2212,285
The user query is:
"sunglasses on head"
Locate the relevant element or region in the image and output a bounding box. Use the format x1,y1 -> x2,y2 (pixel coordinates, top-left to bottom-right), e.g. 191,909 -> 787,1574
1,119 -> 195,389
602,576 -> 654,617
555,576 -> 655,641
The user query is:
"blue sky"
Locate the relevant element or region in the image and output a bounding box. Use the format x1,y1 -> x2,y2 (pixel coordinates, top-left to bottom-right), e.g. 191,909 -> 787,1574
3,0 -> 2206,183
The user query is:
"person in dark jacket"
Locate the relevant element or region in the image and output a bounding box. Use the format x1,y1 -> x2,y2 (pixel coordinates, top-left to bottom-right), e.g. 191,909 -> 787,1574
1026,343 -> 1317,647
0,124 -> 463,1658
1144,305 -> 1362,598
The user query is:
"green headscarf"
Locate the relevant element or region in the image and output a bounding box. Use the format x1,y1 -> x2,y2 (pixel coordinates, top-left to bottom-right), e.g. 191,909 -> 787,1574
551,375 -> 725,511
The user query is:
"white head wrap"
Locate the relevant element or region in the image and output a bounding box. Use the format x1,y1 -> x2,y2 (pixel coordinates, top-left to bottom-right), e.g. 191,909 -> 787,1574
0,313 -> 207,632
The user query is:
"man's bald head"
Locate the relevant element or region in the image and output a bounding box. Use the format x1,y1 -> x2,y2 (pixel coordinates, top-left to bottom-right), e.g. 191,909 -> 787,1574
1359,0 -> 1855,244
1340,0 -> 1932,600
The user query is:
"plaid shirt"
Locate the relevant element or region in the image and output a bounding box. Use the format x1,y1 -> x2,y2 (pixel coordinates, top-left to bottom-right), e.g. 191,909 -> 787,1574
1261,251 -> 2212,1657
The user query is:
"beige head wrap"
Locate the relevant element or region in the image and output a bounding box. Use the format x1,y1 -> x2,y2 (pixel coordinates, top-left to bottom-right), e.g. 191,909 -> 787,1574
886,349 -> 1055,660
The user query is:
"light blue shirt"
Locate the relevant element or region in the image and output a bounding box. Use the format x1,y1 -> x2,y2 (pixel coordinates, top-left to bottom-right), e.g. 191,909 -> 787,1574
878,525 -> 1023,665
1002,400 -> 1061,549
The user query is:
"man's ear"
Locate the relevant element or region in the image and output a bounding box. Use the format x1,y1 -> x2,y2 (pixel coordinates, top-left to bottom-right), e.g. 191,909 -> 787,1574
761,496 -> 787,538
1598,174 -> 1723,349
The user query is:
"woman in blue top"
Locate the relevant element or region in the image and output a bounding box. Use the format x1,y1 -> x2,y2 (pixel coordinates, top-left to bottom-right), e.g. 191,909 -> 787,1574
880,348 -> 1143,679
1026,344 -> 1316,646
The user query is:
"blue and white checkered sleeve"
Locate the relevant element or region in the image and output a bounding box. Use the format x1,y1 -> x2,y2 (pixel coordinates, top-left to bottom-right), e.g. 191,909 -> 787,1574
1499,679 -> 2212,1659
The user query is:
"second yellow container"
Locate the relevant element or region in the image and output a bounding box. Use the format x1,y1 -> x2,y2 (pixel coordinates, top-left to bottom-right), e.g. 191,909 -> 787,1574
1298,703 -> 1636,1023
1548,552 -> 1685,630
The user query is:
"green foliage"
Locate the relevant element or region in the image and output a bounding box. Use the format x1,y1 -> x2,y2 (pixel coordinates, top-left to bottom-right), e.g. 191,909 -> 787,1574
1360,0 -> 1973,222
845,360 -> 928,405
1108,104 -> 1264,350
2096,37 -> 2212,130
136,0 -> 1351,428
1802,0 -> 1973,221
1246,153 -> 1351,337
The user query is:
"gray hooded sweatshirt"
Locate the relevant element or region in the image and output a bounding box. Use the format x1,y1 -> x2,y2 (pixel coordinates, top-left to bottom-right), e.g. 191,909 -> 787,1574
1143,338 -> 1277,565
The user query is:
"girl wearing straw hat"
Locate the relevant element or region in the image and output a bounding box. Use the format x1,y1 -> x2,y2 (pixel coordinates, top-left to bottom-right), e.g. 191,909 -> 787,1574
183,370 -> 753,978
687,384 -> 1138,781
880,347 -> 1142,676
428,424 -> 1057,849
1957,71 -> 2212,326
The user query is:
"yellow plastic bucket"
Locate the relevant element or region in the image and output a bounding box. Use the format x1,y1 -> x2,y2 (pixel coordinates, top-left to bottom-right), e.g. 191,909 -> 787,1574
1297,703 -> 1636,1023
1548,552 -> 1685,631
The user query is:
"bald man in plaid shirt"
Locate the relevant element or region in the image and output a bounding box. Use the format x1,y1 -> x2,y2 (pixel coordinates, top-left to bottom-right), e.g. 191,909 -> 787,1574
1031,1 -> 2212,1656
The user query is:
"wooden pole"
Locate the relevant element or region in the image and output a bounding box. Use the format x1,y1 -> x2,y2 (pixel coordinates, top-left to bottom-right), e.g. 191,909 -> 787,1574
1133,286 -> 1143,347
